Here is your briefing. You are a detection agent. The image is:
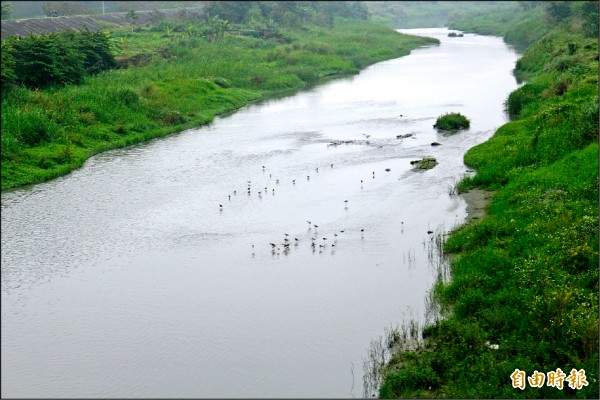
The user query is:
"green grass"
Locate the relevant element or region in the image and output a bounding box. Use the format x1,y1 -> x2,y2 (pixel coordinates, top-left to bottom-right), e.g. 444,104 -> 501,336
433,112 -> 470,131
380,7 -> 598,399
447,3 -> 554,52
1,20 -> 437,191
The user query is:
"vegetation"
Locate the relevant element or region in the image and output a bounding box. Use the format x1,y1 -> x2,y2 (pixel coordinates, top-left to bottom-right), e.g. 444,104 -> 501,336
0,2 -> 438,191
1,1 -> 12,20
365,1 -> 513,29
379,1 -> 598,398
433,112 -> 470,131
448,1 -> 598,51
2,30 -> 117,91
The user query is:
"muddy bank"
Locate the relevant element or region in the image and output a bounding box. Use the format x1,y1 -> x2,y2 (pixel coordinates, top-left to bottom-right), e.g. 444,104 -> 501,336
460,188 -> 493,224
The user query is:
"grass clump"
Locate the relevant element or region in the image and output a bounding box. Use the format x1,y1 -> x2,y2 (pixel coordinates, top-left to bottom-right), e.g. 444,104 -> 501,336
433,112 -> 470,131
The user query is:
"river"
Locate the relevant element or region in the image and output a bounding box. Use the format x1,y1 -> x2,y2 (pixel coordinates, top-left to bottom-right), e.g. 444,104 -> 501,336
1,28 -> 519,398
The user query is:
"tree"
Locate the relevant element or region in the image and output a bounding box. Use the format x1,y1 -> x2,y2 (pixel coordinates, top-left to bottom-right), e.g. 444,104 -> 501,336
205,13 -> 229,43
66,30 -> 118,74
518,1 -> 543,11
581,1 -> 599,38
204,1 -> 253,24
217,18 -> 229,41
3,30 -> 117,90
546,1 -> 572,23
1,40 -> 16,93
7,33 -> 84,89
1,1 -> 12,20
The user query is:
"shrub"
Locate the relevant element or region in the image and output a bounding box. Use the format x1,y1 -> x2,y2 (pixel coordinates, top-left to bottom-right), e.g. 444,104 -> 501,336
434,112 -> 470,131
2,30 -> 117,90
1,41 -> 16,92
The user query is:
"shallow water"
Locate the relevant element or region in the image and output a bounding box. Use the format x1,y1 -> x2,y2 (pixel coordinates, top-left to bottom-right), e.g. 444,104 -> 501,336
1,28 -> 519,398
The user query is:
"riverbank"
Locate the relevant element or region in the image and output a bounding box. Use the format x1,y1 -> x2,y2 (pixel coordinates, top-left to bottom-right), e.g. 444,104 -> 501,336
460,188 -> 492,224
379,3 -> 598,398
0,20 -> 438,191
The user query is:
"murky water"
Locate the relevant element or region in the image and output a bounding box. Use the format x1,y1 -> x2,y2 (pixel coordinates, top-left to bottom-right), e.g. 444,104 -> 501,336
1,28 -> 519,398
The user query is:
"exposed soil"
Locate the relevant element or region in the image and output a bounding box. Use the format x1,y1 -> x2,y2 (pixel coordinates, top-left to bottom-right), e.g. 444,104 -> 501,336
461,188 -> 493,224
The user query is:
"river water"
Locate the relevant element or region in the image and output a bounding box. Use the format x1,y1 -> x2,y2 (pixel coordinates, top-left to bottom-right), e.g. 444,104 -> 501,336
1,28 -> 519,398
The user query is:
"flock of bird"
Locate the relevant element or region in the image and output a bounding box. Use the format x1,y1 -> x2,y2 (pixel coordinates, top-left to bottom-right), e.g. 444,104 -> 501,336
216,161 -> 405,256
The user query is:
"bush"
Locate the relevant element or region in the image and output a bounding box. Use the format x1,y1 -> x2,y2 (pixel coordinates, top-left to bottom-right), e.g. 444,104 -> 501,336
2,30 -> 117,90
434,112 -> 470,130
1,41 -> 16,92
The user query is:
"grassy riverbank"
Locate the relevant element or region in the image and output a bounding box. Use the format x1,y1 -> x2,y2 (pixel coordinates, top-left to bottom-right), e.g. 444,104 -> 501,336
379,2 -> 598,398
0,20 -> 437,191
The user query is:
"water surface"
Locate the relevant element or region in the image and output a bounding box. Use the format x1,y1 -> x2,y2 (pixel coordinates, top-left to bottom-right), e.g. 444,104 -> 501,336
1,28 -> 519,398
